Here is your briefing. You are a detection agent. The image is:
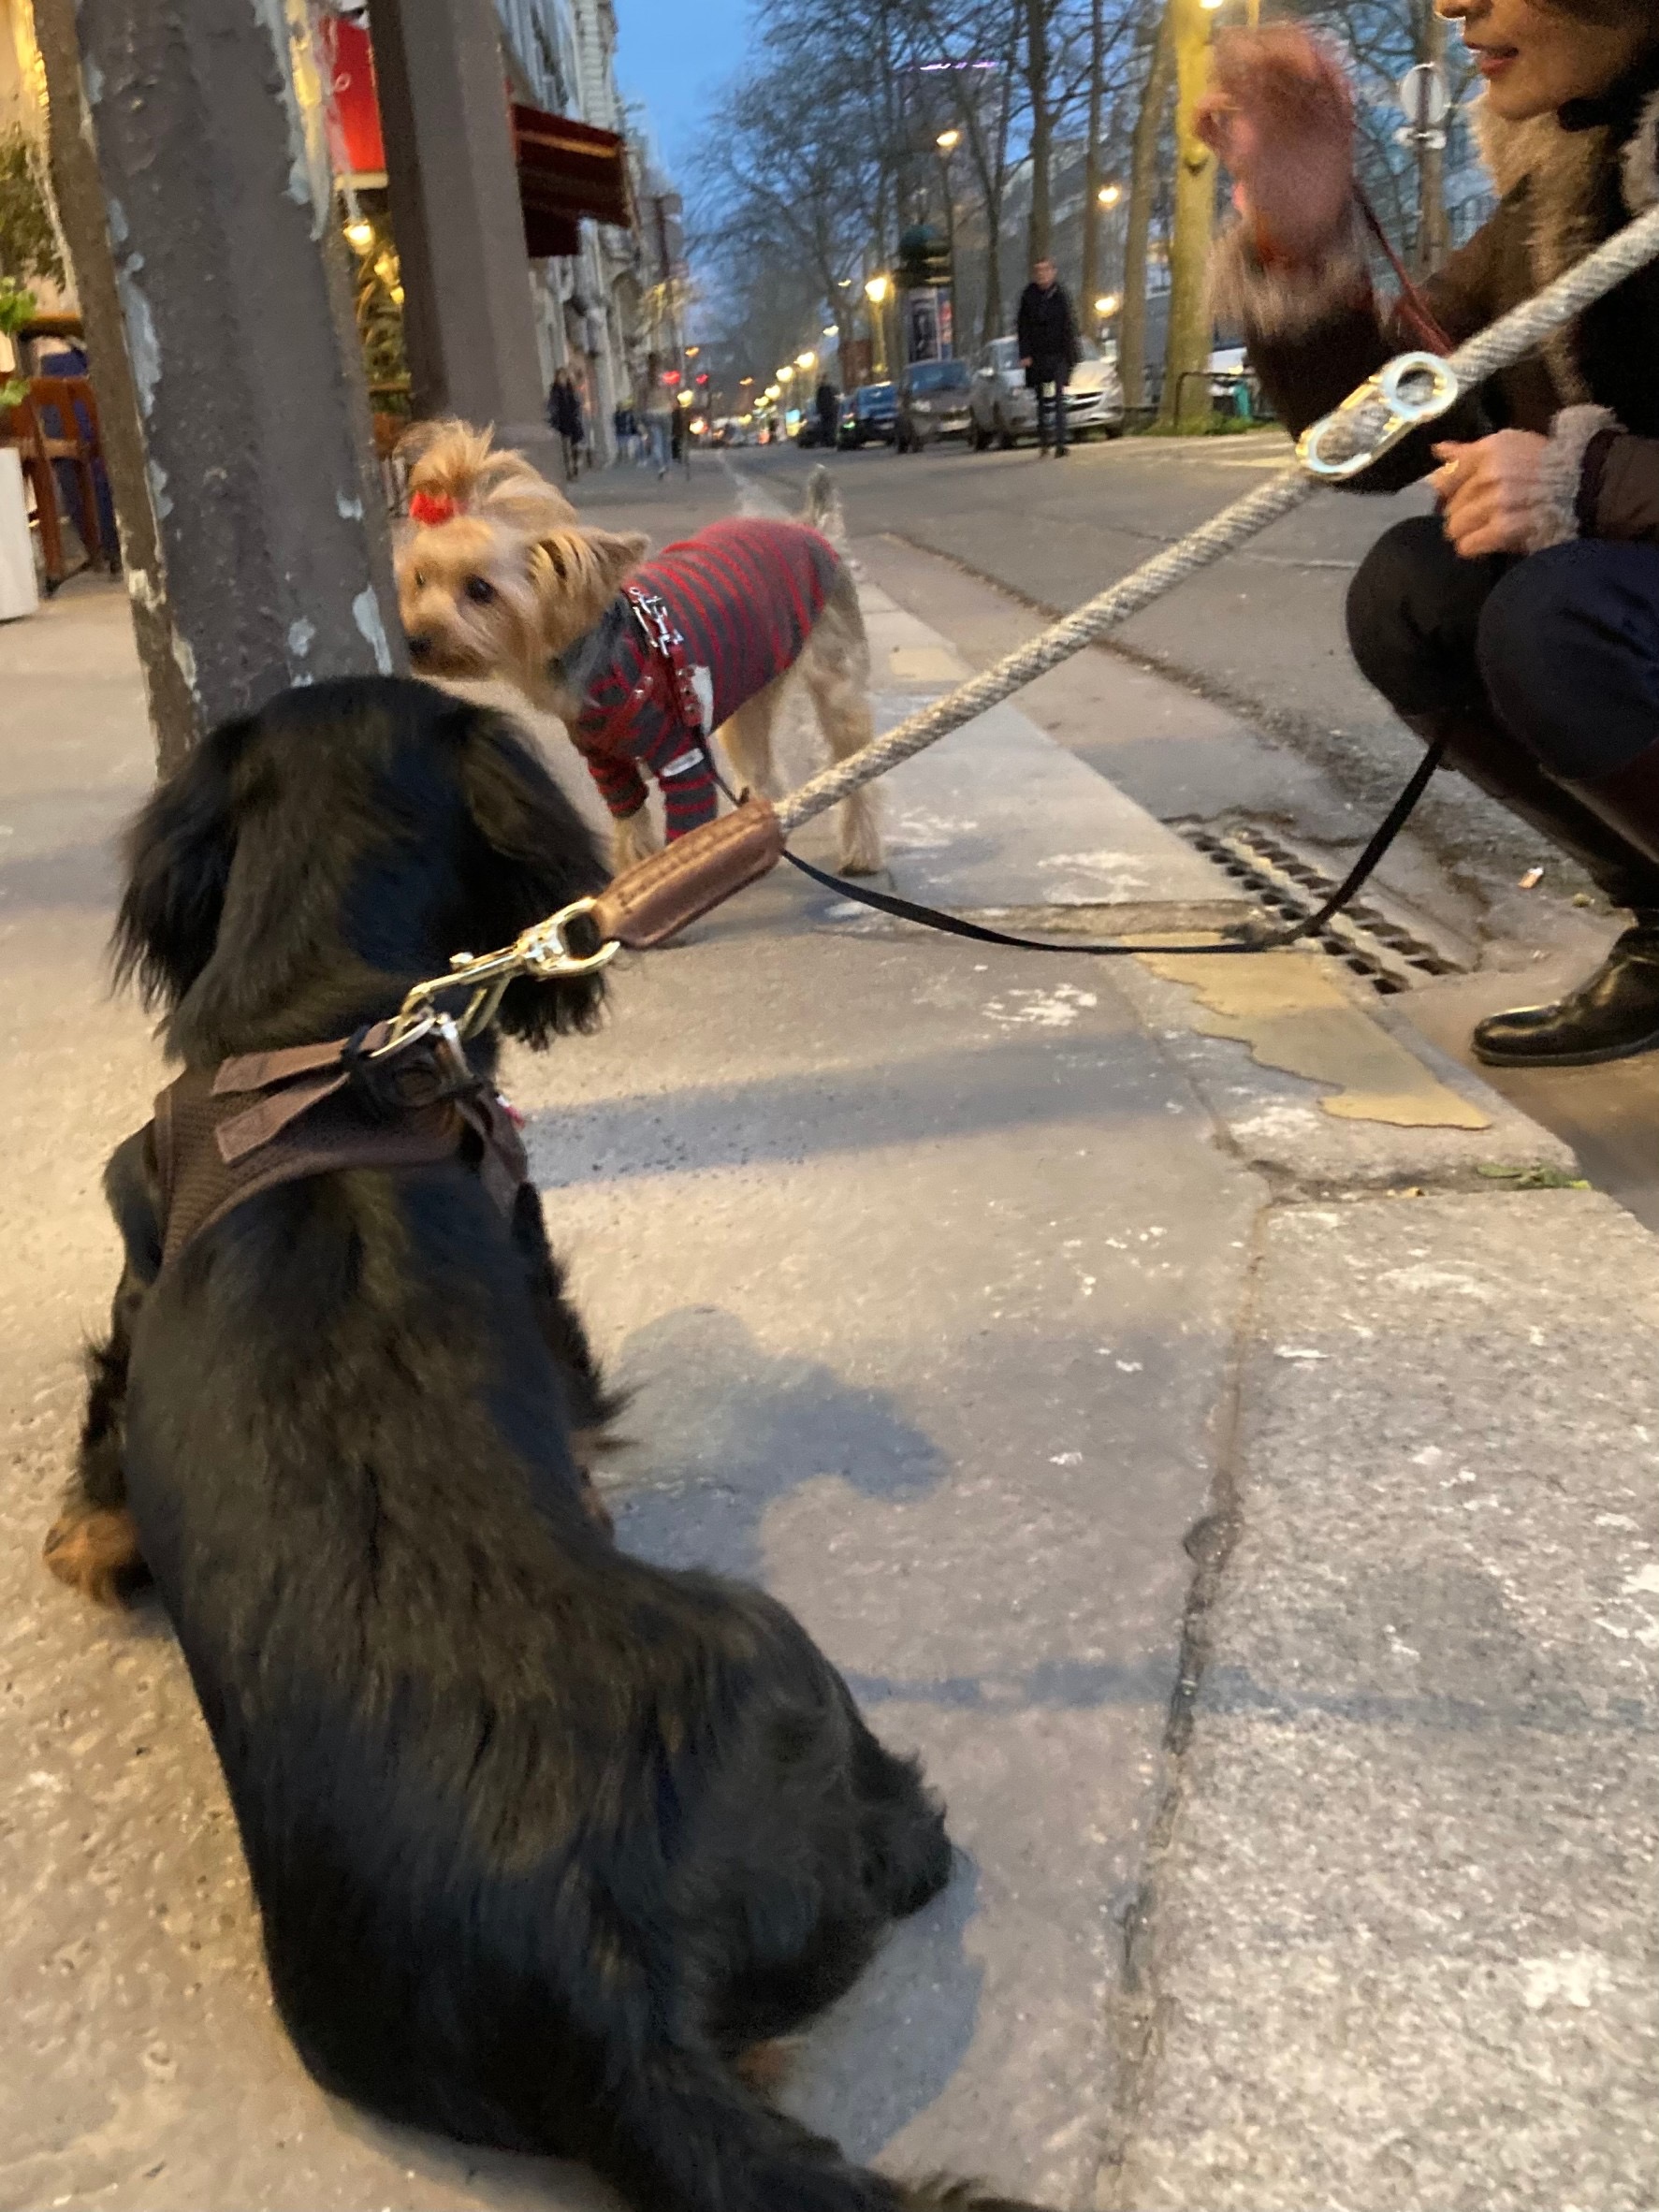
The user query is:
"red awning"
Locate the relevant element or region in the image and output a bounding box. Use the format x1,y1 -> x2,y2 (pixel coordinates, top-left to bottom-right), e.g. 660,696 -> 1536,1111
513,105 -> 633,259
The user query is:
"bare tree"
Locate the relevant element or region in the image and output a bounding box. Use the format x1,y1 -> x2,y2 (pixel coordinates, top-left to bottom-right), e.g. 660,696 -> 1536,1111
1118,0 -> 1173,411
1157,0 -> 1215,430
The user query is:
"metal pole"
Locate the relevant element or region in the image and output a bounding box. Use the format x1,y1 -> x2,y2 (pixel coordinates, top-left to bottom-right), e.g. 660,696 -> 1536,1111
34,0 -> 404,773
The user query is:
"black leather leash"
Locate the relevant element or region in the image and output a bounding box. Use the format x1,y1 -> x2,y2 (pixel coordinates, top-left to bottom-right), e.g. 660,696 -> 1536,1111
706,737 -> 1448,959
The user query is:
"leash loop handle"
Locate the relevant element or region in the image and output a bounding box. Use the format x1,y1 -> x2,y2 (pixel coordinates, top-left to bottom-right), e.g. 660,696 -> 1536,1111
1298,350 -> 1462,481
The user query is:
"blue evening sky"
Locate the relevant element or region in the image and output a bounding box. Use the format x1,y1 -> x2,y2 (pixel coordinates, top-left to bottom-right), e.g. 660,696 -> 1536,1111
614,0 -> 752,172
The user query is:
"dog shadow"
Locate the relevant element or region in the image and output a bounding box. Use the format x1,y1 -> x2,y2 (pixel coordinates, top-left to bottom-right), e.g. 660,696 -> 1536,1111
603,1303 -> 947,1582
780,1849 -> 984,2162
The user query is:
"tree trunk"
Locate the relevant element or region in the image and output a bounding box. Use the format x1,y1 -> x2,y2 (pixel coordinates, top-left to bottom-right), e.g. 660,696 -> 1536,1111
1024,0 -> 1051,268
1157,0 -> 1215,432
34,0 -> 402,772
1079,0 -> 1105,318
1119,0 -> 1175,413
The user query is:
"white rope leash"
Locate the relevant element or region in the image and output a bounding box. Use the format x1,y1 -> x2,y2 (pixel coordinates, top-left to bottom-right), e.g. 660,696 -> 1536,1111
777,200 -> 1659,836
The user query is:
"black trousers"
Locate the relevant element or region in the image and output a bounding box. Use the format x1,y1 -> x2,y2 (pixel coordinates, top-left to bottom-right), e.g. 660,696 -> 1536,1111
1346,516 -> 1659,904
1031,361 -> 1069,451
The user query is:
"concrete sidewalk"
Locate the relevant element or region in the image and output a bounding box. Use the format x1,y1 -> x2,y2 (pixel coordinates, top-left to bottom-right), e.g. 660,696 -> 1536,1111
0,469 -> 1654,2210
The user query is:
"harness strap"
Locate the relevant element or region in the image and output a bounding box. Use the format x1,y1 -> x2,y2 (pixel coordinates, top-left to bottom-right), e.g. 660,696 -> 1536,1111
153,1028 -> 530,1269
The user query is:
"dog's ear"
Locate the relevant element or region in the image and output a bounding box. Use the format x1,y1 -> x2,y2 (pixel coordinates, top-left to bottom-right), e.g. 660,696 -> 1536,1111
534,527 -> 648,595
112,718 -> 252,1010
454,706 -> 610,1045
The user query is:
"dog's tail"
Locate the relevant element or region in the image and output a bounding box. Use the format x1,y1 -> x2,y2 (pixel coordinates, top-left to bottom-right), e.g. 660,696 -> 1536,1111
801,461 -> 846,549
582,2043 -> 1053,2212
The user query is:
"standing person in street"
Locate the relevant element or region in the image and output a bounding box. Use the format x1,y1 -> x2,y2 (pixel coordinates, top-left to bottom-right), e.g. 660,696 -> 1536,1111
1202,0 -> 1659,1070
642,355 -> 674,478
815,374 -> 840,451
612,398 -> 638,466
548,368 -> 586,481
1016,255 -> 1082,458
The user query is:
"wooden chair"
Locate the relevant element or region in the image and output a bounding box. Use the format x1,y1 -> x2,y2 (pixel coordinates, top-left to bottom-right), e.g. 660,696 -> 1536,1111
0,376 -> 115,589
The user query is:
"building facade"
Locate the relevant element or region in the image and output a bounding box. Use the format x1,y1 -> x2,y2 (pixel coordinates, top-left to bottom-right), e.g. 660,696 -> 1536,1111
495,0 -> 649,466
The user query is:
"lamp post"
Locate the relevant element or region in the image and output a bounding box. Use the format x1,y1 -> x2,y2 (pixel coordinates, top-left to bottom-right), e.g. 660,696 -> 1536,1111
864,272 -> 891,378
934,130 -> 960,356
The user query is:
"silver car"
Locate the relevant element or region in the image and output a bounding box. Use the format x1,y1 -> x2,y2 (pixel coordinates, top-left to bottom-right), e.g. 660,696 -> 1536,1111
968,334 -> 1126,448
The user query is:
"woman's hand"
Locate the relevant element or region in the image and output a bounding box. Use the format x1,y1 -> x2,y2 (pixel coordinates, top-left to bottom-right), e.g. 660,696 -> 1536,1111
1196,27 -> 1355,264
1430,432 -> 1551,558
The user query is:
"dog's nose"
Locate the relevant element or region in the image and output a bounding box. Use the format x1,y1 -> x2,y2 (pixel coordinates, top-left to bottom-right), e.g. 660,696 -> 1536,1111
407,633 -> 432,661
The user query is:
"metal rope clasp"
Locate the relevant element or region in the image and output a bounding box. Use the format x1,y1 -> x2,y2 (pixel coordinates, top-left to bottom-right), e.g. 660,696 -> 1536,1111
1297,351 -> 1461,482
373,898 -> 619,1057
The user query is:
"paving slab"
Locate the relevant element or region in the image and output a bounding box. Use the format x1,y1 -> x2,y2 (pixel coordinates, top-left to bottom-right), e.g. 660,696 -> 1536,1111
1105,1190 -> 1659,2212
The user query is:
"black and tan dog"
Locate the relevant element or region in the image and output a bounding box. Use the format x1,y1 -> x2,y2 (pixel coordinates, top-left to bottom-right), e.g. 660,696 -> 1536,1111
44,677 -> 1045,2212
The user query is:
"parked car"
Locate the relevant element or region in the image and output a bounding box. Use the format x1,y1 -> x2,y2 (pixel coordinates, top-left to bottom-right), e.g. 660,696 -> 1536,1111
894,357 -> 974,451
968,335 -> 1125,447
839,382 -> 897,446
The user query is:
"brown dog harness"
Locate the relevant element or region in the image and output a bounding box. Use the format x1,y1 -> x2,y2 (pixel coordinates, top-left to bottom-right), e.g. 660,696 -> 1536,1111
152,1023 -> 530,1268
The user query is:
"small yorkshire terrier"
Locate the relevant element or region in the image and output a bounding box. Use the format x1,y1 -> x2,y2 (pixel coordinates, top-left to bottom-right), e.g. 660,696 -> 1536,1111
395,420 -> 883,877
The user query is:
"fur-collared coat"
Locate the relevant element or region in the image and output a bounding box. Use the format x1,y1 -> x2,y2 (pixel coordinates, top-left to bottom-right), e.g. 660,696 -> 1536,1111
1212,60 -> 1659,546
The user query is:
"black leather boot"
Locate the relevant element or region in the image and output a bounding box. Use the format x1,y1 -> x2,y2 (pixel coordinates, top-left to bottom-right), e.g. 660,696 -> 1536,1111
1474,919 -> 1659,1067
1399,714 -> 1659,1068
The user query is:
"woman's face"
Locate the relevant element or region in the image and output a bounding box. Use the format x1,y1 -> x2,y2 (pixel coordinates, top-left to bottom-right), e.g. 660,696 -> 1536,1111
1439,0 -> 1655,118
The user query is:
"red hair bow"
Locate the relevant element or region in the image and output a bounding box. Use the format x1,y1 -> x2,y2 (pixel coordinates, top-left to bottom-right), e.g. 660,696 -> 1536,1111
409,489 -> 458,527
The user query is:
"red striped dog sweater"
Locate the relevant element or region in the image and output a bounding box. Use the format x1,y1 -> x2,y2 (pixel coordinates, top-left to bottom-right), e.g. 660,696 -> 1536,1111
566,517 -> 839,838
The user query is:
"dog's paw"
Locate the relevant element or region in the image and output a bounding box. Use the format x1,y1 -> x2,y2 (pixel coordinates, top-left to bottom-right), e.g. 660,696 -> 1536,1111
43,1502 -> 148,1607
611,808 -> 662,875
836,792 -> 885,878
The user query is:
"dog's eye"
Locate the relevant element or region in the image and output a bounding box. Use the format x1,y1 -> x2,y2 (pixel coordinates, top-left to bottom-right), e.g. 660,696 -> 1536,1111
465,575 -> 497,606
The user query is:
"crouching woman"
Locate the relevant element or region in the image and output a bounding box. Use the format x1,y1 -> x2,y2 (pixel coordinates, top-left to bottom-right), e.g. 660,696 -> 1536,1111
1203,0 -> 1659,1067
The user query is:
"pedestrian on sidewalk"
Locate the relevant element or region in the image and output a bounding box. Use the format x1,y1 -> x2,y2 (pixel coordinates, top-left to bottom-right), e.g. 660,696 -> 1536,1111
815,375 -> 840,451
548,368 -> 586,482
1016,256 -> 1082,458
1202,0 -> 1659,1070
612,399 -> 639,466
643,356 -> 674,478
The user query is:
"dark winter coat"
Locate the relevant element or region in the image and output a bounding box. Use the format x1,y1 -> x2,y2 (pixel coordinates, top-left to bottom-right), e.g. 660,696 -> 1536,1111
1212,58 -> 1659,544
548,381 -> 585,440
1016,280 -> 1082,385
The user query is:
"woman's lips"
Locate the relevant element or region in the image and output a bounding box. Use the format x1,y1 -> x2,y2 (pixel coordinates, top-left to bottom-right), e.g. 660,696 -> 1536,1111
1472,46 -> 1518,80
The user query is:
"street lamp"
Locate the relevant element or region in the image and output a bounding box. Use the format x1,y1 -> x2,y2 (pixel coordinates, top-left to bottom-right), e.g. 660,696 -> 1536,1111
864,274 -> 890,305
1097,182 -> 1122,208
936,127 -> 961,152
795,349 -> 816,371
778,365 -> 794,385
1095,293 -> 1120,319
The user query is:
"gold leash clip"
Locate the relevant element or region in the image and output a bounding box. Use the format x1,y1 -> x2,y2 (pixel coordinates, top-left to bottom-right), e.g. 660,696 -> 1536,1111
377,899 -> 618,1055
1297,352 -> 1461,483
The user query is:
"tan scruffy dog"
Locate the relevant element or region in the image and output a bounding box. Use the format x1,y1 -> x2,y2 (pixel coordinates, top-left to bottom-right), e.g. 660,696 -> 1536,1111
395,421 -> 882,877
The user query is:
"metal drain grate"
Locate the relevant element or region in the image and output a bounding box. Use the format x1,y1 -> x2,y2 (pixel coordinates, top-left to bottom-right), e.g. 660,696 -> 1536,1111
1181,822 -> 1469,995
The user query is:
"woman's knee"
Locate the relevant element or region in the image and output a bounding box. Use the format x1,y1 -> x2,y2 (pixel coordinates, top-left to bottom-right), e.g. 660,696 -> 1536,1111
1477,543 -> 1659,779
1346,516 -> 1495,717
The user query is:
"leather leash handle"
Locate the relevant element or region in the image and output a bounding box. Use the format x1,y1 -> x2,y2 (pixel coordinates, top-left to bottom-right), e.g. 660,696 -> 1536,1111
586,796 -> 784,950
